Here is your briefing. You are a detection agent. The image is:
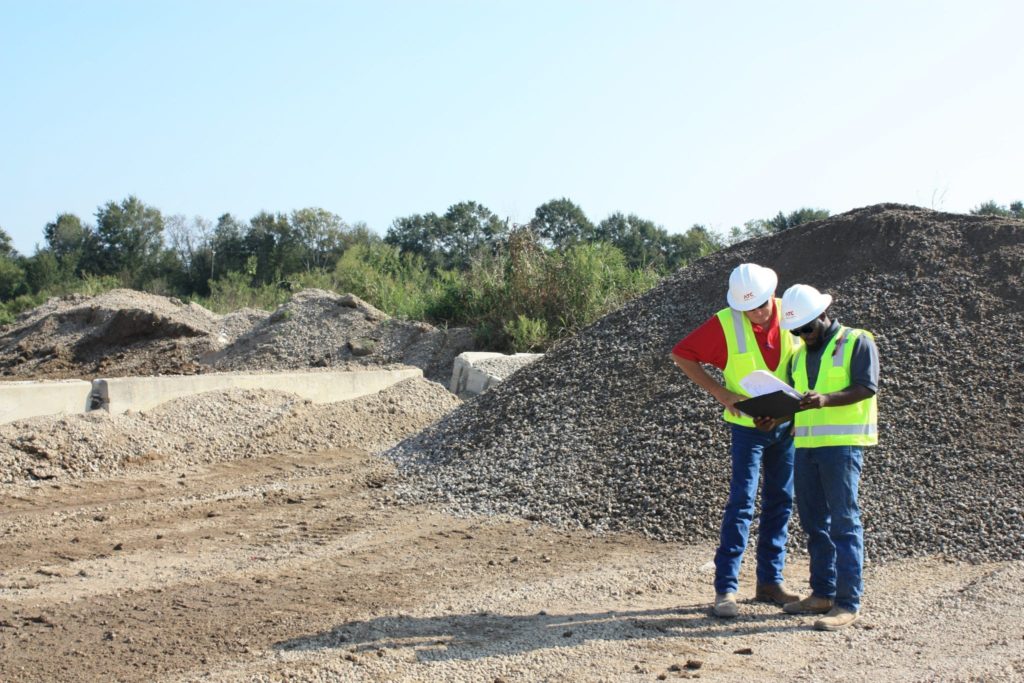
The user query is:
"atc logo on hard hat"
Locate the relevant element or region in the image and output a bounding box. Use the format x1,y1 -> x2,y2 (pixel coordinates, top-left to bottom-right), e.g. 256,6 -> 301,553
743,292 -> 755,301
785,310 -> 796,319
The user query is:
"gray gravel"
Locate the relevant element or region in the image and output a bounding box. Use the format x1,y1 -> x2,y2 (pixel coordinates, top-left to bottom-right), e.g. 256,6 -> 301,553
207,289 -> 474,382
387,204 -> 1024,562
0,377 -> 459,484
473,353 -> 542,379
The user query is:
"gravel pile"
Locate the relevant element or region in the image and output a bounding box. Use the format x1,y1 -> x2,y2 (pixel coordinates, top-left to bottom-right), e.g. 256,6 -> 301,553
0,377 -> 460,484
387,204 -> 1024,562
207,289 -> 474,382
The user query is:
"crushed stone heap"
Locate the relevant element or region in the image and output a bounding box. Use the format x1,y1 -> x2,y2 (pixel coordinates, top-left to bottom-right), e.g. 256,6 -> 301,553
206,289 -> 473,382
387,204 -> 1024,562
0,377 -> 459,485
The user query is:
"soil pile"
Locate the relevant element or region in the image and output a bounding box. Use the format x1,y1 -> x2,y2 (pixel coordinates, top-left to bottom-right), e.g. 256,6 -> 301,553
0,290 -> 231,379
0,377 -> 459,484
0,289 -> 474,382
207,289 -> 474,382
387,204 -> 1024,562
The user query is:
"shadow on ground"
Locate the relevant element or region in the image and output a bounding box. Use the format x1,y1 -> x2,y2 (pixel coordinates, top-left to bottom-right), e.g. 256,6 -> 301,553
275,602 -> 806,662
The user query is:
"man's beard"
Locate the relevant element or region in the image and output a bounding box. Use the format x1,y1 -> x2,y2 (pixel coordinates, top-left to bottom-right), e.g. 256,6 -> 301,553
806,335 -> 826,352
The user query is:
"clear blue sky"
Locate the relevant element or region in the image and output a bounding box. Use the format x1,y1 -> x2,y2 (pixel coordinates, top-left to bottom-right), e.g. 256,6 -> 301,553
2,1 -> 1022,254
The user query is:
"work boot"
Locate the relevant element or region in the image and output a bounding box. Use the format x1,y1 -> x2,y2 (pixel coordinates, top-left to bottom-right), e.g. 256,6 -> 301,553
754,582 -> 800,606
814,606 -> 860,631
783,594 -> 833,615
713,592 -> 739,618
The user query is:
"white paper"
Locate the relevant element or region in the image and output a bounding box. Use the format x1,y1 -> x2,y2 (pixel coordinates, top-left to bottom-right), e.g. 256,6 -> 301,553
740,370 -> 802,399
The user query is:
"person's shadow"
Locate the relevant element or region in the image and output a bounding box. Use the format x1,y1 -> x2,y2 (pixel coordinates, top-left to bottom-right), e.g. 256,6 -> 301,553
275,602 -> 801,663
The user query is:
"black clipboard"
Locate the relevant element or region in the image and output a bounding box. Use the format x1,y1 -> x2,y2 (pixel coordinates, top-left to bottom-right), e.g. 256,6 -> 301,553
734,390 -> 804,419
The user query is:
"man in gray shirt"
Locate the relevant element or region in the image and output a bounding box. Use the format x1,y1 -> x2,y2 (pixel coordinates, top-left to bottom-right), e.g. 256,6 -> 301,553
770,284 -> 880,630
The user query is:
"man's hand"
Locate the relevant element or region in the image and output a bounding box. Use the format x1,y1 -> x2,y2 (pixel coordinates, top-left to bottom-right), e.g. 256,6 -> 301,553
799,391 -> 830,409
753,415 -> 777,432
712,388 -> 747,417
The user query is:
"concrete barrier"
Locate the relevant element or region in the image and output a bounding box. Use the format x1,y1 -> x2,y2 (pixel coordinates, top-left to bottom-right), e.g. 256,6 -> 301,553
449,352 -> 542,398
0,379 -> 94,424
92,367 -> 423,414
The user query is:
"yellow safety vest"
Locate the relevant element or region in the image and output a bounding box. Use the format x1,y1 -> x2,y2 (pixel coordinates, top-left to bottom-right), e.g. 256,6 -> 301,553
791,326 -> 878,447
718,299 -> 798,428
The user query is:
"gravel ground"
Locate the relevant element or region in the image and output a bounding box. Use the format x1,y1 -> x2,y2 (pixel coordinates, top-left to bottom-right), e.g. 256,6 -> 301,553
2,446 -> 1020,683
0,377 -> 459,485
387,204 -> 1024,562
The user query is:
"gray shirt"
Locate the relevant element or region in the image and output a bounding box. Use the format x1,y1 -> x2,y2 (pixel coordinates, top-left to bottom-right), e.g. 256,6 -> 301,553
788,320 -> 879,394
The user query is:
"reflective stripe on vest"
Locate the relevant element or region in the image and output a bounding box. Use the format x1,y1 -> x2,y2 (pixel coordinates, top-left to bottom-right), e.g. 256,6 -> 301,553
717,299 -> 797,428
791,326 -> 878,448
794,424 -> 878,438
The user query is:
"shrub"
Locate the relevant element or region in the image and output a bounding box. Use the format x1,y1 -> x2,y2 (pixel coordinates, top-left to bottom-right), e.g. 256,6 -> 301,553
504,315 -> 549,352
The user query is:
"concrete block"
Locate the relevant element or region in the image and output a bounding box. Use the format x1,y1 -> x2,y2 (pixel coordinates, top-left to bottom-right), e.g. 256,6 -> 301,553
0,379 -> 94,424
92,367 -> 423,414
450,352 -> 543,398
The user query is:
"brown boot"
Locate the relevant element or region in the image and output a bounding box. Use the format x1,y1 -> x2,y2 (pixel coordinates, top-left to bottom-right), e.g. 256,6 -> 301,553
814,606 -> 860,631
755,583 -> 800,605
712,592 -> 739,618
783,594 -> 833,615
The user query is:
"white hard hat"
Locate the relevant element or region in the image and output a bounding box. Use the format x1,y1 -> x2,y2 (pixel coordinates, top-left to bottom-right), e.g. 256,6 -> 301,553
780,284 -> 833,330
726,263 -> 778,311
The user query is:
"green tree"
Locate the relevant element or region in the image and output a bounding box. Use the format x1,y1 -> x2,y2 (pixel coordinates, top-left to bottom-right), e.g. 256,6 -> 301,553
44,213 -> 87,258
439,201 -> 507,269
530,197 -> 594,248
22,250 -> 61,293
594,212 -> 704,271
386,201 -> 506,270
0,227 -> 18,258
246,211 -> 301,285
764,207 -> 830,233
211,213 -> 250,279
0,256 -> 26,301
971,200 -> 1024,218
92,196 -> 165,285
728,208 -> 830,244
385,212 -> 447,266
164,214 -> 216,295
665,225 -> 723,270
290,207 -> 348,270
0,227 -> 26,300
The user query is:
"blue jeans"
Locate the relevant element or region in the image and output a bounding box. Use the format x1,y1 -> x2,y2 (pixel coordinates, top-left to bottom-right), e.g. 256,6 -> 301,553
794,446 -> 864,612
714,423 -> 795,595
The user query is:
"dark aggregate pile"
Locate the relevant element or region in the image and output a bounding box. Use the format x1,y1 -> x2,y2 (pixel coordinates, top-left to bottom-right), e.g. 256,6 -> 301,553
387,204 -> 1024,562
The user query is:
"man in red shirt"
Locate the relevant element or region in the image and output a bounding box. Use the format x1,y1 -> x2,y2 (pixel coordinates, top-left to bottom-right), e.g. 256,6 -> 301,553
671,263 -> 800,617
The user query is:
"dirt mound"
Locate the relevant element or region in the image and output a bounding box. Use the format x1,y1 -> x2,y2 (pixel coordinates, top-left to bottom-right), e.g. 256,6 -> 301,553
207,289 -> 474,382
387,204 -> 1024,562
0,288 -> 475,382
0,289 -> 232,379
0,377 -> 460,484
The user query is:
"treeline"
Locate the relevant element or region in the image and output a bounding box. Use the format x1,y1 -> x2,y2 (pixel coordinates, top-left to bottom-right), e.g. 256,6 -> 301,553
11,195 -> 1014,350
0,195 -> 738,349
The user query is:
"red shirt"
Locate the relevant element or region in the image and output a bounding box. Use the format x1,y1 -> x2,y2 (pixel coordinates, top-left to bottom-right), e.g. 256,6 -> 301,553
671,301 -> 783,371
